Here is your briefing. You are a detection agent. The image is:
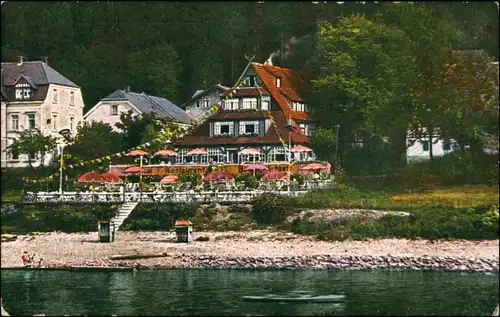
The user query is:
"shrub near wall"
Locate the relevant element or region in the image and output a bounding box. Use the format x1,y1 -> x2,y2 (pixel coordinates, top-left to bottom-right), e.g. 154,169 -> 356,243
250,193 -> 291,225
291,205 -> 499,241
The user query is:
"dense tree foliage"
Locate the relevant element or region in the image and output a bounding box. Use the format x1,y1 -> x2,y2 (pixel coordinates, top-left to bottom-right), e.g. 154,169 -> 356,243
115,111 -> 187,153
2,1 -> 497,110
64,121 -> 123,163
306,2 -> 498,168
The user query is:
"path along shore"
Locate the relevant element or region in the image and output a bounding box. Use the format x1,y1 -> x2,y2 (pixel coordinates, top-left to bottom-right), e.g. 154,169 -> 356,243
1,231 -> 498,273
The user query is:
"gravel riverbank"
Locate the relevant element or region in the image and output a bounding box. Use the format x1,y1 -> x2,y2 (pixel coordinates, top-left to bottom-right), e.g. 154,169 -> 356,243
1,231 -> 498,273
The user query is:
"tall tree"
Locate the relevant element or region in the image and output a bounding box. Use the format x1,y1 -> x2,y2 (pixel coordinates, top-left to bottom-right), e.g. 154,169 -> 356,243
64,121 -> 123,163
377,3 -> 467,165
440,52 -> 499,153
310,127 -> 337,164
7,129 -> 58,169
116,111 -> 187,153
307,14 -> 416,166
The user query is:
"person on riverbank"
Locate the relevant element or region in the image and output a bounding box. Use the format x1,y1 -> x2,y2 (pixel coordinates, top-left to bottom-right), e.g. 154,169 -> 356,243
21,251 -> 35,267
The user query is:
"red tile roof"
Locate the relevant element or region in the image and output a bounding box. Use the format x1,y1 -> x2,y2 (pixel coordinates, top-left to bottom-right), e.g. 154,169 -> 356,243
252,62 -> 311,121
175,111 -> 310,147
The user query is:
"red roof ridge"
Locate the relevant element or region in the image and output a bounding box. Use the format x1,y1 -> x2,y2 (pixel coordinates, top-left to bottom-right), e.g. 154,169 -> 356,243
251,61 -> 310,75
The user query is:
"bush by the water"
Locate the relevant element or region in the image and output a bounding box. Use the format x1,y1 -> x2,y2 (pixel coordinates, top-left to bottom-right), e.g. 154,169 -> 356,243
291,204 -> 499,241
1,204 -> 118,233
250,193 -> 290,225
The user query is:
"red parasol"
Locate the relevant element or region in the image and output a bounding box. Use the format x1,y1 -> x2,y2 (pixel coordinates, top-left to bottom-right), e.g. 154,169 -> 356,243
300,163 -> 327,171
297,170 -> 314,175
290,145 -> 312,152
123,166 -> 147,173
262,171 -> 289,181
186,148 -> 208,155
239,148 -> 260,155
126,149 -> 149,156
160,175 -> 179,184
77,172 -> 106,183
100,172 -> 123,184
244,164 -> 269,172
154,149 -> 178,156
204,170 -> 234,181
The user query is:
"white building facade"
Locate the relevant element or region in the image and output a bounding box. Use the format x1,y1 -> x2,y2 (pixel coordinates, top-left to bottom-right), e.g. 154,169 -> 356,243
1,58 -> 84,168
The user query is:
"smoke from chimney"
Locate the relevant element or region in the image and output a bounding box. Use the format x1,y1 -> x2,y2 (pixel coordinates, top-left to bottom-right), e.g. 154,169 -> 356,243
17,56 -> 24,65
264,35 -> 311,66
126,86 -> 131,92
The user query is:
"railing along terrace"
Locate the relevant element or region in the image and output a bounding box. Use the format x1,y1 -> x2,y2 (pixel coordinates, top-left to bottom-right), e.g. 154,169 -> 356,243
21,189 -> 318,204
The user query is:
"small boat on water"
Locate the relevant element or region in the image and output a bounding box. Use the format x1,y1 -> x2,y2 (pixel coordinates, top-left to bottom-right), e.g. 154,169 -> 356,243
242,294 -> 345,303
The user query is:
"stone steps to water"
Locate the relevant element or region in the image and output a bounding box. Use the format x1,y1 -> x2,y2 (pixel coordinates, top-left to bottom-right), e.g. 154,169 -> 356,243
111,202 -> 138,230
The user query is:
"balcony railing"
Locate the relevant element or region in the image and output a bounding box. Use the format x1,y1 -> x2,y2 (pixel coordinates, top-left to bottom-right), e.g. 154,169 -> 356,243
21,180 -> 333,204
21,190 -> 310,204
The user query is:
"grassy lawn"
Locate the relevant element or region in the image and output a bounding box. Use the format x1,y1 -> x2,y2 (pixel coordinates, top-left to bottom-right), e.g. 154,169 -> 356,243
291,184 -> 499,211
1,190 -> 22,203
389,185 -> 499,209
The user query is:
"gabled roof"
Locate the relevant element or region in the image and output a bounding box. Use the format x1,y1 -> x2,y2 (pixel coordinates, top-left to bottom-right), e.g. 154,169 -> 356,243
180,84 -> 230,109
250,62 -> 311,121
100,90 -> 192,124
175,110 -> 310,147
14,75 -> 38,88
1,61 -> 78,88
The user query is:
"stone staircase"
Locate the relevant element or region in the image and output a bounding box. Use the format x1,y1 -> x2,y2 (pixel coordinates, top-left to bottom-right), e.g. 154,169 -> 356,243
111,202 -> 139,230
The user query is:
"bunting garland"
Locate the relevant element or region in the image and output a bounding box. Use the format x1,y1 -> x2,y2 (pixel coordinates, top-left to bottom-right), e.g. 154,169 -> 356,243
23,62 -> 298,183
22,137 -> 166,183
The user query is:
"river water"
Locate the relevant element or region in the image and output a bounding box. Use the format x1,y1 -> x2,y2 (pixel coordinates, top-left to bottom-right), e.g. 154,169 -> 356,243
1,269 -> 498,316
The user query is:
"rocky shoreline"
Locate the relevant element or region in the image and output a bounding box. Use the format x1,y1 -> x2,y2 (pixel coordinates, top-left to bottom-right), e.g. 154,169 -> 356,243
1,231 -> 498,273
23,254 -> 498,273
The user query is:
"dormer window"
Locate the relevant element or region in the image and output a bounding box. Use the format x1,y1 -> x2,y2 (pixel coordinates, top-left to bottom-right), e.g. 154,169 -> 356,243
292,101 -> 305,112
196,100 -> 201,108
15,83 -> 31,100
276,77 -> 281,88
204,98 -> 210,108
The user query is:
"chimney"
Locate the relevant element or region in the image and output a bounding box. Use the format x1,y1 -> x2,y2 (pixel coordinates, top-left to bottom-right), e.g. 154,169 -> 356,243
41,56 -> 48,65
264,53 -> 274,66
125,86 -> 131,92
17,56 -> 24,65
